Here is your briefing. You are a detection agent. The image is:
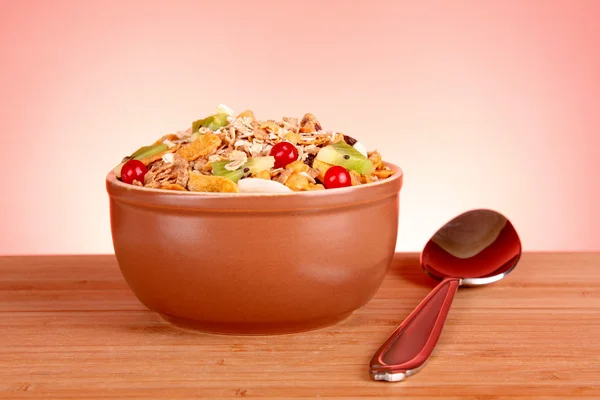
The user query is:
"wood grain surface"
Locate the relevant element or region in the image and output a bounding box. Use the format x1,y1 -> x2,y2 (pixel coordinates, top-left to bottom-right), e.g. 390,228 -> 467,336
0,253 -> 598,399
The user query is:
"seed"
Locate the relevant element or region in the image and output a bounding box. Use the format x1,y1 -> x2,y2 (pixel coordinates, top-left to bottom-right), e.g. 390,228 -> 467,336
344,154 -> 350,160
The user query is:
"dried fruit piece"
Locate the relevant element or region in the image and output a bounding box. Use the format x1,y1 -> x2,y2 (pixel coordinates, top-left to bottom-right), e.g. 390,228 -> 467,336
252,170 -> 271,180
270,142 -> 299,169
316,141 -> 374,175
284,172 -> 310,191
216,104 -> 234,116
138,143 -> 181,166
237,110 -> 256,121
343,135 -> 358,146
192,113 -> 229,132
121,160 -> 148,185
211,156 -> 275,183
187,171 -> 239,193
238,178 -> 293,193
176,133 -> 222,161
286,160 -> 309,174
323,166 -> 352,189
312,159 -> 334,182
130,143 -> 168,160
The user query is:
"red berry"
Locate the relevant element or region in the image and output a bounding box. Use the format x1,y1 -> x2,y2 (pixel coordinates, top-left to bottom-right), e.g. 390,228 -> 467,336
120,159 -> 148,185
269,141 -> 299,169
323,166 -> 352,189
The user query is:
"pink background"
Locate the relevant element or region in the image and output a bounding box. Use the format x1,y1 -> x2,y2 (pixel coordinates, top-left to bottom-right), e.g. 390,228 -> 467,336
1,0 -> 598,255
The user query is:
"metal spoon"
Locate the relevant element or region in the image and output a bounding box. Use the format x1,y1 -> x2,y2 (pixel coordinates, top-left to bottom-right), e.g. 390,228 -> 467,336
369,209 -> 522,382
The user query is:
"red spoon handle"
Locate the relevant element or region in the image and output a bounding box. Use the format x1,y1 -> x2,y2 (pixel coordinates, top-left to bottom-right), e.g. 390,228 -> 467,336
369,277 -> 460,382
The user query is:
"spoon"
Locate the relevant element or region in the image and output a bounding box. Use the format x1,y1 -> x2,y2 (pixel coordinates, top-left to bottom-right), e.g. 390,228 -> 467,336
369,209 -> 522,382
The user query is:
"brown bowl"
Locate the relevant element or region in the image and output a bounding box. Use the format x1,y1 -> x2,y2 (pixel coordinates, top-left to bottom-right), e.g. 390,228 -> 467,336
106,162 -> 403,335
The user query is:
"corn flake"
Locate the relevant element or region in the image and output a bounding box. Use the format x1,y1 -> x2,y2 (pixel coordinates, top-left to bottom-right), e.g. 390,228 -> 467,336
373,169 -> 394,179
177,133 -> 222,161
285,132 -> 301,145
187,171 -> 239,193
260,120 -> 280,133
160,183 -> 188,191
309,183 -> 326,190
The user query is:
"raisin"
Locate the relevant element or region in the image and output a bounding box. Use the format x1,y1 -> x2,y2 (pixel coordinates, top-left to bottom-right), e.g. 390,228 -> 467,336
303,153 -> 316,168
343,135 -> 357,146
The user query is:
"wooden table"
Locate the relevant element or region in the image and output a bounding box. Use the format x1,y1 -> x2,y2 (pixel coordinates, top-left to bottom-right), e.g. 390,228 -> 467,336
1,253 -> 598,399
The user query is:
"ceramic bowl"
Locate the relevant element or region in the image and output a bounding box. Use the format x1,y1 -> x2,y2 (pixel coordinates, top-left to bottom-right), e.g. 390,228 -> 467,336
106,163 -> 403,335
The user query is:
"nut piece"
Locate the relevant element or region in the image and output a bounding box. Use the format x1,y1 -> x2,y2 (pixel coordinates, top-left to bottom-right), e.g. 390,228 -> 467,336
299,113 -> 322,133
187,171 -> 239,193
368,150 -> 383,170
275,168 -> 294,184
281,116 -> 299,133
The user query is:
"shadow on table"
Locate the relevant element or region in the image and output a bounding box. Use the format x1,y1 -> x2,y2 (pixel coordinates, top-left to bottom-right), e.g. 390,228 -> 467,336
388,252 -> 438,289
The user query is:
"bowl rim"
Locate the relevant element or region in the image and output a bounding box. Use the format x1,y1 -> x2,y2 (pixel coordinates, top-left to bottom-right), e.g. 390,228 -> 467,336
106,162 -> 403,198
106,162 -> 403,212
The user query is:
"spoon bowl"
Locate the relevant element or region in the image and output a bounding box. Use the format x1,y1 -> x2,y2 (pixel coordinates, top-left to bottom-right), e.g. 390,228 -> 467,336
369,209 -> 522,382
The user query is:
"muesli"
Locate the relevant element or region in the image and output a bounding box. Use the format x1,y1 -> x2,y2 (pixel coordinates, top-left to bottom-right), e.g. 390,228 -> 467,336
112,105 -> 395,193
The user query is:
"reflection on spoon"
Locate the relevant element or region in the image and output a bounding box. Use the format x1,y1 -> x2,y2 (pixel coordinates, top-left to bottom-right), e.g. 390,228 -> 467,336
431,209 -> 508,259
